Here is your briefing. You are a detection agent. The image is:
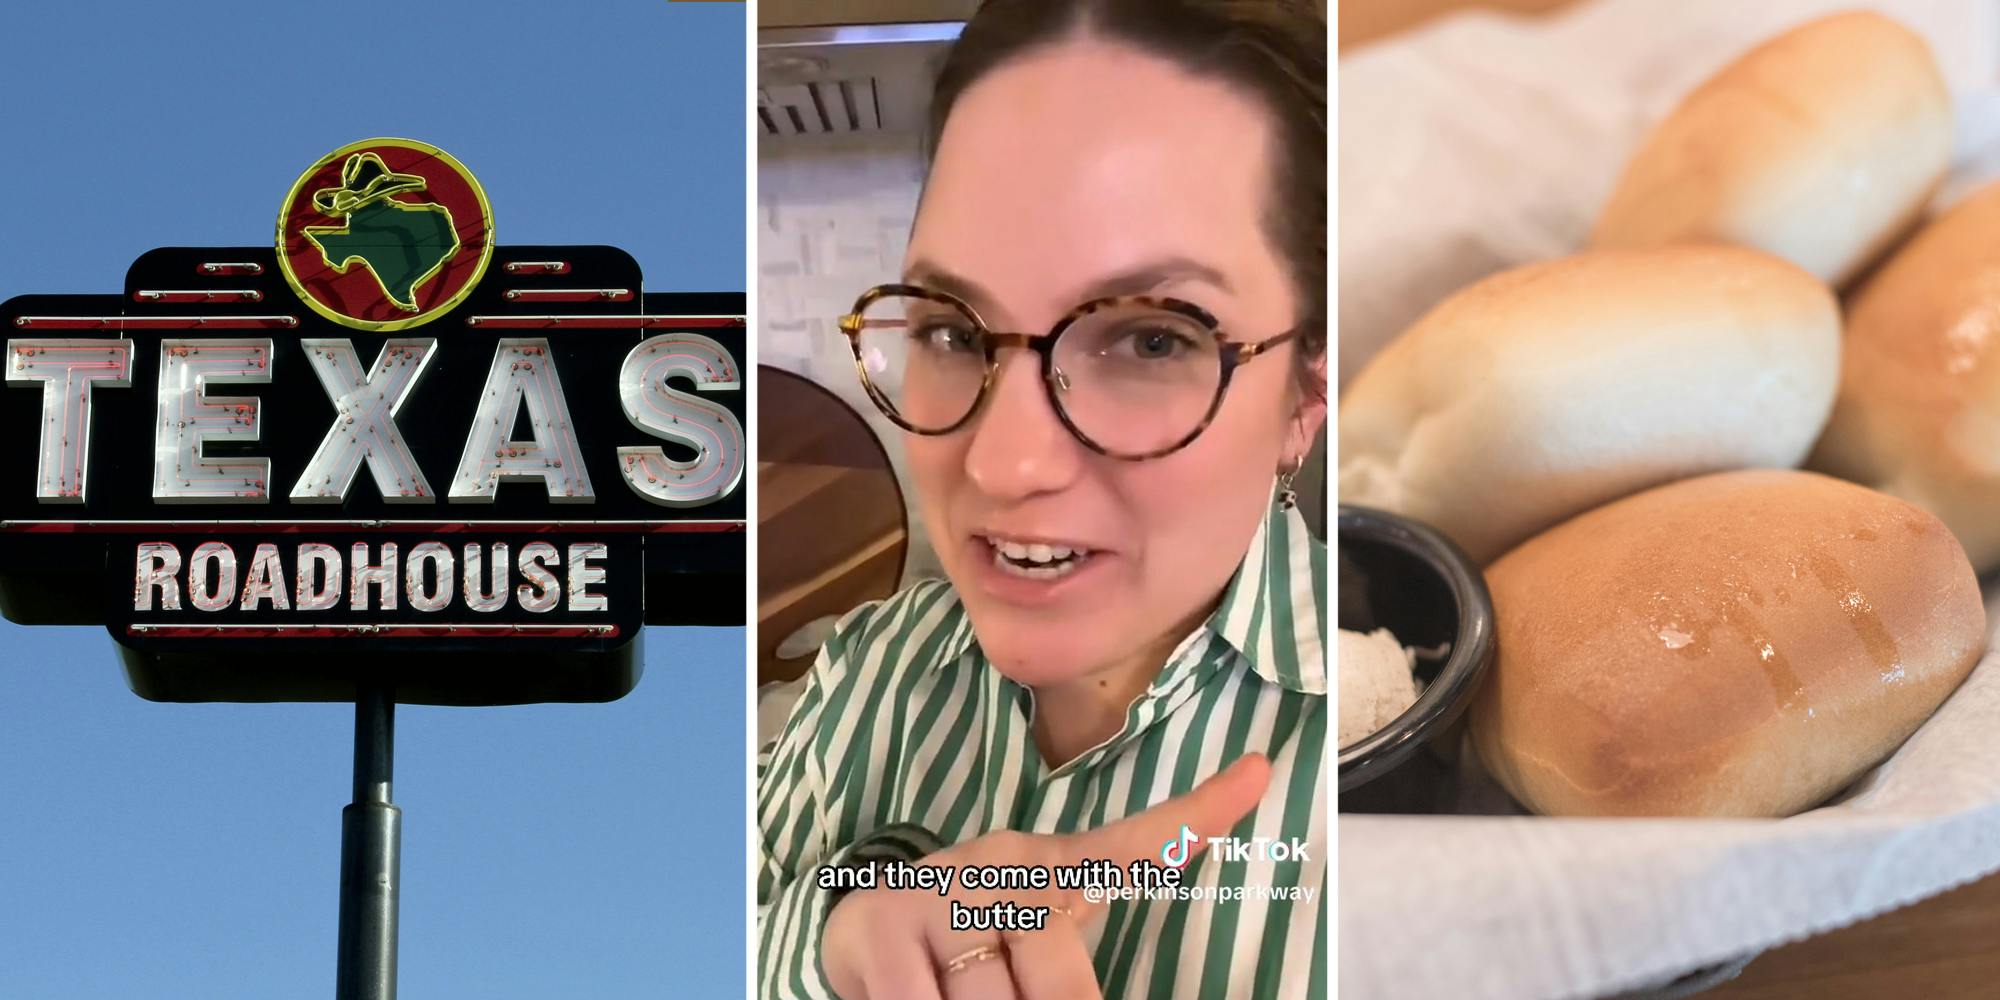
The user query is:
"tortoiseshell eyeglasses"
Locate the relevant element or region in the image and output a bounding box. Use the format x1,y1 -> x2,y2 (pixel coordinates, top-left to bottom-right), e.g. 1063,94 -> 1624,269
839,284 -> 1298,461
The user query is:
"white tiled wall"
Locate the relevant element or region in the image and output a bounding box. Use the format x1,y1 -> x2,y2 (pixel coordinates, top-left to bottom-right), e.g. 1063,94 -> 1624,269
759,132 -> 946,582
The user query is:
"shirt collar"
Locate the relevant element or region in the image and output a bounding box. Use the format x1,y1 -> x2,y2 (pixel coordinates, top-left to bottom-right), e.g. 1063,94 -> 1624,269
930,500 -> 1327,697
930,589 -> 981,666
1206,500 -> 1327,695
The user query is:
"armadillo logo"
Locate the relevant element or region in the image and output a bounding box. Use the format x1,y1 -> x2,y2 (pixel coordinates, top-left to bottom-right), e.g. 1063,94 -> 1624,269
276,138 -> 495,332
1160,825 -> 1199,869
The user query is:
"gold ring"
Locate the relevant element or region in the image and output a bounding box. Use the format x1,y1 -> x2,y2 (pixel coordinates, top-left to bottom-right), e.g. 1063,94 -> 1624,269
941,943 -> 1005,976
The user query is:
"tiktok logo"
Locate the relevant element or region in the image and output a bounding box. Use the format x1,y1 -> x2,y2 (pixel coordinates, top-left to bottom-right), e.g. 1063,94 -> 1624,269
1160,825 -> 1199,868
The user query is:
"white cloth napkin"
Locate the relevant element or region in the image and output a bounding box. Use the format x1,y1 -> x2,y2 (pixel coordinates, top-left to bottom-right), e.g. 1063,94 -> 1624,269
1338,2 -> 2000,998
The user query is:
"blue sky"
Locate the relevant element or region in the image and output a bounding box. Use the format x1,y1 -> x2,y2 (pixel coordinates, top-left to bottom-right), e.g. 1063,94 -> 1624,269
0,3 -> 747,998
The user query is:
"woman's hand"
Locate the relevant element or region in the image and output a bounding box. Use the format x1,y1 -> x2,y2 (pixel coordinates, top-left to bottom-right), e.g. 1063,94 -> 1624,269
821,754 -> 1273,1000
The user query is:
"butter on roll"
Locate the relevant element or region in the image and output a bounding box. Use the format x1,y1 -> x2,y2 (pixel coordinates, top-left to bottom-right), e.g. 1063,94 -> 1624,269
1470,470 -> 1984,818
1812,179 -> 2000,574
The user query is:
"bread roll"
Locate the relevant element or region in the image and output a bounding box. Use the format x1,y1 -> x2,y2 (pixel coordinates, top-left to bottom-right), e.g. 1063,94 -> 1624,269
1470,470 -> 1984,818
1812,180 -> 2000,573
1337,244 -> 1839,565
1591,11 -> 1950,287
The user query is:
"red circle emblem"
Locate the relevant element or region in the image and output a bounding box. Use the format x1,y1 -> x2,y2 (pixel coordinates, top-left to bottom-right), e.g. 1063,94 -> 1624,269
276,138 -> 494,331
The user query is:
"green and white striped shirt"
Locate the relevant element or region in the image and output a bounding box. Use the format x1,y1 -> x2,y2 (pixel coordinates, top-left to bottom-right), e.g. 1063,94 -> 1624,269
757,502 -> 1326,1000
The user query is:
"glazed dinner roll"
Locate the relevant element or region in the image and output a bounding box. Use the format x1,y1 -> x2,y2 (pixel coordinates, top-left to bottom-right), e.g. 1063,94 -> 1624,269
1591,11 -> 1950,287
1337,244 -> 1839,565
1470,470 -> 1985,819
1812,180 -> 2000,573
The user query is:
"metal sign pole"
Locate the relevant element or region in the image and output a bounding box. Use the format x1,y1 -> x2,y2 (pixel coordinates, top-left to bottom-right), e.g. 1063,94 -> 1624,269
336,680 -> 399,1000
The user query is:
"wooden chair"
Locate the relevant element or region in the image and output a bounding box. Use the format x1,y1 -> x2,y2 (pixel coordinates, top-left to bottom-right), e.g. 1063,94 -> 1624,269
756,366 -> 909,686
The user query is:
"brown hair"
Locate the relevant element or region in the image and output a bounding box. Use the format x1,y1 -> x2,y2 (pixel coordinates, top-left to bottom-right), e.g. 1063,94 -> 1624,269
924,0 -> 1328,393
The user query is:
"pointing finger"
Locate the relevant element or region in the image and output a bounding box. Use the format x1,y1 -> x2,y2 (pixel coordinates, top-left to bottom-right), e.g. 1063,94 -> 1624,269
1065,754 -> 1272,871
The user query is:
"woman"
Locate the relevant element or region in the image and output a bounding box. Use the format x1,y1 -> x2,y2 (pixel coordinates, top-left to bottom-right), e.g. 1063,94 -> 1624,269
758,2 -> 1326,997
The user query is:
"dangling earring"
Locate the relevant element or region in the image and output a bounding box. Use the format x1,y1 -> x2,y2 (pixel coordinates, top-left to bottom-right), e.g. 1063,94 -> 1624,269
1276,459 -> 1301,511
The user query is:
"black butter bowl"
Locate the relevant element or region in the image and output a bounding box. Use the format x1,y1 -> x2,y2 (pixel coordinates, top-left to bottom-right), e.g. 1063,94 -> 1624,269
1336,504 -> 1497,802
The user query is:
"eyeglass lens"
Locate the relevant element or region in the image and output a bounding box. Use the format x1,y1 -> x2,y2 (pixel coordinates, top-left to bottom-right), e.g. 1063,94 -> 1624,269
852,293 -> 1224,456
